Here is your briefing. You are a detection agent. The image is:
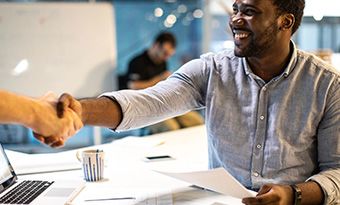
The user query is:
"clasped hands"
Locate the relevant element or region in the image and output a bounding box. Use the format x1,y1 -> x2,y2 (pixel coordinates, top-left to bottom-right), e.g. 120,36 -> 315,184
33,92 -> 82,148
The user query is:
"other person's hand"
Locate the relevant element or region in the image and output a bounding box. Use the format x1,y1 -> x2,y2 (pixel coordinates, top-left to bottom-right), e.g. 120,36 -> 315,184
242,184 -> 293,205
33,92 -> 83,147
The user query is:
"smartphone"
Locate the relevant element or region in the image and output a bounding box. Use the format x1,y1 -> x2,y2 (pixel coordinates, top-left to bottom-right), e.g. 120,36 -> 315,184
142,155 -> 175,162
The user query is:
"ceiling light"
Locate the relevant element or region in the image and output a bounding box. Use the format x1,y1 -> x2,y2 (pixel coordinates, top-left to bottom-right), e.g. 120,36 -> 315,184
12,59 -> 29,76
154,7 -> 164,17
193,9 -> 204,18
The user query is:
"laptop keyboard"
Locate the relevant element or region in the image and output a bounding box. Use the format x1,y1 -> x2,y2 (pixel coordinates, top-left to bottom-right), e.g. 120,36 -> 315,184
0,180 -> 54,204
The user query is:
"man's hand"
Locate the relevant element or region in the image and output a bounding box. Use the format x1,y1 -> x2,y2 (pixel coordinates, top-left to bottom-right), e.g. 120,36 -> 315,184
56,93 -> 82,119
242,184 -> 293,205
32,92 -> 83,147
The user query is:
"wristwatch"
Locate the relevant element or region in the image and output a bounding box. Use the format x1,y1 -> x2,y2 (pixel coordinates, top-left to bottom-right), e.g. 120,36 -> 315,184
290,184 -> 302,205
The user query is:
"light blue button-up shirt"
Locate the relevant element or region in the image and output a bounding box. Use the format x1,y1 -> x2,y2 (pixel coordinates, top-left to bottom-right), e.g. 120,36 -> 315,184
103,42 -> 340,204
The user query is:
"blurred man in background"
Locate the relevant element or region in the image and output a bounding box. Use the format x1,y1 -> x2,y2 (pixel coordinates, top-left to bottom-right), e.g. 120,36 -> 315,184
126,32 -> 174,90
125,32 -> 204,134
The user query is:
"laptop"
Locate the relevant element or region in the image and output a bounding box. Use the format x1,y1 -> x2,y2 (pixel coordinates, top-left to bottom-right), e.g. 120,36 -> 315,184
0,144 -> 85,205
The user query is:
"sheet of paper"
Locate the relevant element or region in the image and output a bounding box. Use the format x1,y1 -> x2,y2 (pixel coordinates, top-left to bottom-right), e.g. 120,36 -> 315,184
156,168 -> 256,199
76,194 -> 172,205
73,185 -> 174,205
5,149 -> 81,175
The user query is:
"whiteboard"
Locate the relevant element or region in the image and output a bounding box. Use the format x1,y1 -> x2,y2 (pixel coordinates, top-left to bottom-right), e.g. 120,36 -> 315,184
0,2 -> 117,98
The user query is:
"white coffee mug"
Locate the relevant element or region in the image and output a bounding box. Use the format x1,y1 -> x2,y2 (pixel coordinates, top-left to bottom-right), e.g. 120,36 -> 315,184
76,149 -> 105,182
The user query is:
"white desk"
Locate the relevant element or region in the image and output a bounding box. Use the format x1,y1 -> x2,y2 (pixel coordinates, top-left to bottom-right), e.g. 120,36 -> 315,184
6,125 -> 244,205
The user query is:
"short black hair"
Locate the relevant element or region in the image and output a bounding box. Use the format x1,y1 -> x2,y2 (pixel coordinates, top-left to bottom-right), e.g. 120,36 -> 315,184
154,32 -> 176,48
272,0 -> 305,35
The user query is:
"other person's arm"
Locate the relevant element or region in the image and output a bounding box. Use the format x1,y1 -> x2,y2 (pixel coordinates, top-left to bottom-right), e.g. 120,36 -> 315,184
0,90 -> 83,146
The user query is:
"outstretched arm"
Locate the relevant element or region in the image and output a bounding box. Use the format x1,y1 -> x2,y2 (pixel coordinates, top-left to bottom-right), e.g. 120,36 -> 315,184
0,90 -> 83,146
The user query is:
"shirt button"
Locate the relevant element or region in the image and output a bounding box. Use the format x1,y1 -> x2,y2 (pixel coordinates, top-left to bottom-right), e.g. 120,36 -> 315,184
259,115 -> 265,120
253,172 -> 259,177
262,87 -> 267,91
256,144 -> 262,149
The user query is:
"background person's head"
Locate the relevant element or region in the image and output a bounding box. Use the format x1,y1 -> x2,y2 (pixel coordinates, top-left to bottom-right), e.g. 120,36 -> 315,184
149,32 -> 176,63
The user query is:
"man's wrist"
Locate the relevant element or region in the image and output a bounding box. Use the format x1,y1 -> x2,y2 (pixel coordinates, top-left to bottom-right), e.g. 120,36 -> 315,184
79,100 -> 88,125
290,184 -> 302,205
25,98 -> 42,130
79,96 -> 122,128
99,96 -> 123,130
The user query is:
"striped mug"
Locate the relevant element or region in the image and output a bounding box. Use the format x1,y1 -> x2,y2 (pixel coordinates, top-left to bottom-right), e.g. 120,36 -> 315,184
76,149 -> 105,182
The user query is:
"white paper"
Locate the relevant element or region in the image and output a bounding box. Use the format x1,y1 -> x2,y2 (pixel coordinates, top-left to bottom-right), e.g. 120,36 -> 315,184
73,186 -> 174,205
156,168 -> 256,199
5,149 -> 81,175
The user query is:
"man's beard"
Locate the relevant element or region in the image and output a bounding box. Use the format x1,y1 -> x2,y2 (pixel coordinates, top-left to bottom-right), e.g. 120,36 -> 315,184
234,21 -> 279,58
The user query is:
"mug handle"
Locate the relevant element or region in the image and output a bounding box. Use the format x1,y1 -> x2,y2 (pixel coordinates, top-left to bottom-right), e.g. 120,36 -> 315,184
76,150 -> 82,162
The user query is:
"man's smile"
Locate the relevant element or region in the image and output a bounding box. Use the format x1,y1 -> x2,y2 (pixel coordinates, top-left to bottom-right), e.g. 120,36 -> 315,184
233,29 -> 251,41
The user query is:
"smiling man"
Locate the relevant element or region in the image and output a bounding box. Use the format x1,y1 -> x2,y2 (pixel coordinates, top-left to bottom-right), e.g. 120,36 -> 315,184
45,0 -> 339,204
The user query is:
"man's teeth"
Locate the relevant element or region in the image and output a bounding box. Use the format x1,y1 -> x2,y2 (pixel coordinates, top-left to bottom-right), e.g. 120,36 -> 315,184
235,33 -> 249,39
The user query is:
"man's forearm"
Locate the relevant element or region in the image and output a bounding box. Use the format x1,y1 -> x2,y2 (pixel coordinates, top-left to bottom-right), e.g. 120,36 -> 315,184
297,181 -> 324,205
80,97 -> 122,129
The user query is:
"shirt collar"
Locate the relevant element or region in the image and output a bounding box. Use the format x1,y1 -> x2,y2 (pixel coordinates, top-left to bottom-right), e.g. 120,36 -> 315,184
242,40 -> 298,78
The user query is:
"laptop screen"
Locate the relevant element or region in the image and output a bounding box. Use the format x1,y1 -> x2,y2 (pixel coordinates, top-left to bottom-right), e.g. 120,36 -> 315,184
0,144 -> 16,190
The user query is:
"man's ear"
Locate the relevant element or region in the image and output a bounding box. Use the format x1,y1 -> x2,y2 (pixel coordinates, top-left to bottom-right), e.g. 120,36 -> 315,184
279,13 -> 295,31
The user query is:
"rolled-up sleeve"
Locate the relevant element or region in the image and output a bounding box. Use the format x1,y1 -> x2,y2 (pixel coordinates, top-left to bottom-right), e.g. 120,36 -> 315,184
309,169 -> 340,204
309,78 -> 340,204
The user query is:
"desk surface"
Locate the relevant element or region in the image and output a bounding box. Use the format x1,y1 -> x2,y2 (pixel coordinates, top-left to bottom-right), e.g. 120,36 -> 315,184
8,125 -> 244,205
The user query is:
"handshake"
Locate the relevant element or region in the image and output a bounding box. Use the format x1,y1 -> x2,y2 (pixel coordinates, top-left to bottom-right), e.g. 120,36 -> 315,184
32,92 -> 83,148
1,89 -> 121,147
